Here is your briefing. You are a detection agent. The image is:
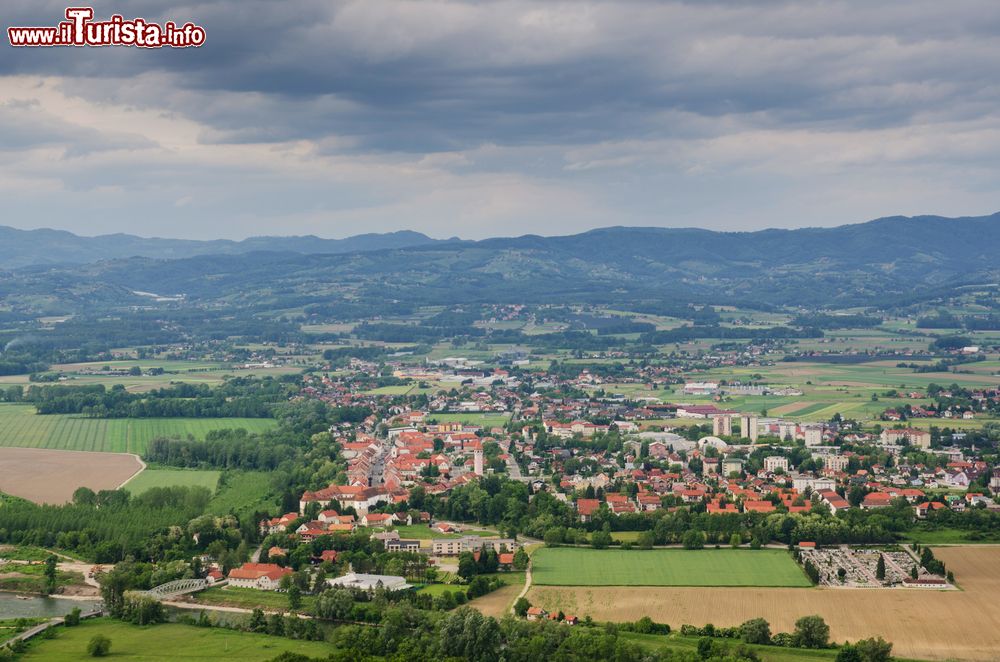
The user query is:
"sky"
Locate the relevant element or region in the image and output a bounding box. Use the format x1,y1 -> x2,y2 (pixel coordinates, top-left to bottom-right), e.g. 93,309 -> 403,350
2,0 -> 1000,240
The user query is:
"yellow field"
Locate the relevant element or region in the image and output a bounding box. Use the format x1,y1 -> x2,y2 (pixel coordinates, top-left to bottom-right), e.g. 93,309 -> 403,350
523,546 -> 1000,661
467,582 -> 523,618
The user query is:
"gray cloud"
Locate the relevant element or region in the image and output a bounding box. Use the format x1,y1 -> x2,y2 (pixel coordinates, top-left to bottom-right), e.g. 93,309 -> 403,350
1,0 -> 999,238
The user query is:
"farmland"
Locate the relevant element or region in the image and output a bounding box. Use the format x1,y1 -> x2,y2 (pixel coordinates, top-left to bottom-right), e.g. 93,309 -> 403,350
0,404 -> 276,454
525,546 -> 1000,662
122,469 -> 221,495
530,548 -> 811,587
20,618 -> 336,661
0,447 -> 142,504
0,359 -> 304,392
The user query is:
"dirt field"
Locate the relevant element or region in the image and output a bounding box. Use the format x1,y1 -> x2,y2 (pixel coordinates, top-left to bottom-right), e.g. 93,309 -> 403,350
467,582 -> 522,618
522,546 -> 1000,661
0,447 -> 143,504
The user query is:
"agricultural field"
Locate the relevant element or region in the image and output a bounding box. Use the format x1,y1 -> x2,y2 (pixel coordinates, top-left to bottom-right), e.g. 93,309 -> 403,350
530,548 -> 811,587
668,358 -> 1000,425
122,469 -> 221,495
526,546 -> 1000,662
0,404 -> 276,454
20,618 -> 336,661
21,359 -> 303,392
0,447 -> 142,504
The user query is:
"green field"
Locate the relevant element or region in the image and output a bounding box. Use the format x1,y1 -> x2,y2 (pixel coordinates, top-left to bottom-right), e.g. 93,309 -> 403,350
207,471 -> 279,517
21,619 -> 334,661
531,548 -> 812,587
901,526 -> 1000,545
0,404 -> 277,454
123,469 -> 221,494
191,586 -> 317,612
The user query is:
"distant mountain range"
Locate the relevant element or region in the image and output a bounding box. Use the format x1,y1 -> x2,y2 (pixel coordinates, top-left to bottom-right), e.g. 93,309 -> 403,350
4,212 -> 1000,309
0,226 -> 440,269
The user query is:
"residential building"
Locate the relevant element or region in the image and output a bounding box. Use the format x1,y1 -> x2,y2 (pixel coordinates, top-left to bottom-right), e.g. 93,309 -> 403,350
227,563 -> 293,590
763,456 -> 789,473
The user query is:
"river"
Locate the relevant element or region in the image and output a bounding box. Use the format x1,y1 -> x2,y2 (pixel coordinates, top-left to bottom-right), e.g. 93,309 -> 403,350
0,593 -> 100,620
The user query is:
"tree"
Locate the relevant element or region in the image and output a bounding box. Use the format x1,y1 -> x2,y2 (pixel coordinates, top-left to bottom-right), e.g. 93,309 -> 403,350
73,487 -> 96,506
512,548 -> 529,570
44,555 -> 58,594
248,608 -> 267,632
637,530 -> 655,550
513,597 -> 531,618
121,594 -> 164,625
697,637 -> 714,659
854,637 -> 893,662
739,617 -> 771,645
65,607 -> 82,627
457,552 -> 478,579
729,533 -> 742,549
591,527 -> 613,549
315,588 -> 354,621
836,646 -> 863,662
288,585 -> 302,610
794,615 -> 830,649
87,634 -> 112,657
875,554 -> 886,581
682,529 -> 705,550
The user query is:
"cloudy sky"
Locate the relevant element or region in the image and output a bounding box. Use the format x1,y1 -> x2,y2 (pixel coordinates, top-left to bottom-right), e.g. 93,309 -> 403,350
2,0 -> 999,239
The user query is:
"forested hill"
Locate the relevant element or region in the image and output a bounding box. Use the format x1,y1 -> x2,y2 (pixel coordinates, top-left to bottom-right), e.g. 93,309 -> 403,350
0,226 -> 439,269
7,212 -> 1000,308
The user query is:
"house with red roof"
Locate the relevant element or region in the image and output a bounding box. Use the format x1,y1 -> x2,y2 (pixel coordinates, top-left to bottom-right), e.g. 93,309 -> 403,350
227,563 -> 293,590
743,500 -> 776,513
576,498 -> 601,522
862,492 -> 893,509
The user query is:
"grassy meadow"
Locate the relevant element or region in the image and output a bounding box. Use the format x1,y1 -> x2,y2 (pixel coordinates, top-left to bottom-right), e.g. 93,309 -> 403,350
531,548 -> 812,587
123,469 -> 221,494
20,619 -> 335,661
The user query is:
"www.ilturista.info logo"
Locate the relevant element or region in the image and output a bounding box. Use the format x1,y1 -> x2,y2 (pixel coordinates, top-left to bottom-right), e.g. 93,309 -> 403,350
8,7 -> 206,48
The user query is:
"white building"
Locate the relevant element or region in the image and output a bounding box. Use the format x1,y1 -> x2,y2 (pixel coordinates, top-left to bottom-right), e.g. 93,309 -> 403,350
763,456 -> 789,473
739,414 -> 759,442
804,427 -> 824,447
822,454 -> 851,472
712,414 -> 733,437
328,573 -> 411,592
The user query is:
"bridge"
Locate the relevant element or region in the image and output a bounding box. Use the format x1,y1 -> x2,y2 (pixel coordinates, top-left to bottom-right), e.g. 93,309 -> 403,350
136,578 -> 215,601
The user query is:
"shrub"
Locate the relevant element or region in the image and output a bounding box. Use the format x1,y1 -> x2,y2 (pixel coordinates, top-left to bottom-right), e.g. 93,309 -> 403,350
87,634 -> 112,657
739,617 -> 771,645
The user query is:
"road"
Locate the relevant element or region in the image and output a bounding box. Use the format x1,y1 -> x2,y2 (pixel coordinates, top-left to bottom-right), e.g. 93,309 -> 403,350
510,557 -> 532,614
505,454 -> 529,482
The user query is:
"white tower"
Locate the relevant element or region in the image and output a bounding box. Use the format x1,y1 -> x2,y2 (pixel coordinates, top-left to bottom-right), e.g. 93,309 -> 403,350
473,449 -> 484,476
712,414 -> 732,437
